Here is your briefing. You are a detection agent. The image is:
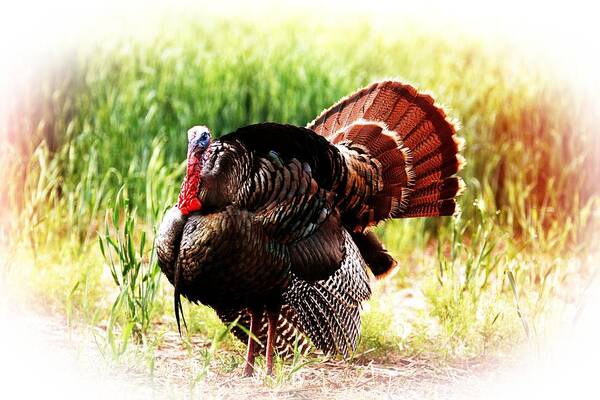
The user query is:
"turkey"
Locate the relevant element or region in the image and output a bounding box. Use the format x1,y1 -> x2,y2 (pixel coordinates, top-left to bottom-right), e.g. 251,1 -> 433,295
156,80 -> 464,376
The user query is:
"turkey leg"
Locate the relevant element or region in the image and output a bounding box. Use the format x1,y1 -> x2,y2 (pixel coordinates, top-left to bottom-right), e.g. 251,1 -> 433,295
243,309 -> 260,377
265,311 -> 278,376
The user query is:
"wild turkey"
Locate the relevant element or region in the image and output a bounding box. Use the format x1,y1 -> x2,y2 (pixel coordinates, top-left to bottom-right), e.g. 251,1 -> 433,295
156,80 -> 464,376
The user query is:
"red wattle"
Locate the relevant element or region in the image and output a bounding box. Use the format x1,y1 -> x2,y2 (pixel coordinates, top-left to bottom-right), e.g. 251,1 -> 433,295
177,154 -> 203,215
178,196 -> 202,216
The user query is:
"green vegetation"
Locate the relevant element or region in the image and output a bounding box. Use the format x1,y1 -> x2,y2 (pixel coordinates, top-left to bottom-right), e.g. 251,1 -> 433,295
1,13 -> 598,385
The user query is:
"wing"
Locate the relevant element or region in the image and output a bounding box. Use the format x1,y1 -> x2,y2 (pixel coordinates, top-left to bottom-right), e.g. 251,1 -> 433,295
217,229 -> 372,358
155,206 -> 187,285
204,123 -> 348,281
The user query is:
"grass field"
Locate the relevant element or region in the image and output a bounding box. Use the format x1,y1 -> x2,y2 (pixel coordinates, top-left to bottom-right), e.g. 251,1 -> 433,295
1,10 -> 599,393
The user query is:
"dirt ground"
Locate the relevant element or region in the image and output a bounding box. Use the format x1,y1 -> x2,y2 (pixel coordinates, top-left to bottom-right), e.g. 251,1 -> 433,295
3,271 -> 599,400
0,302 -> 519,400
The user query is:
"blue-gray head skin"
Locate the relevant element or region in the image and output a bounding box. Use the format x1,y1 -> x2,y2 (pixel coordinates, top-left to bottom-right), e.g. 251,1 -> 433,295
177,126 -> 212,215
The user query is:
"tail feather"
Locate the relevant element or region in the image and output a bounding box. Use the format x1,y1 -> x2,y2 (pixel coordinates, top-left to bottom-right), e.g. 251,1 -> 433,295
392,104 -> 427,137
401,199 -> 458,218
410,125 -> 461,162
404,120 -> 437,152
413,155 -> 465,191
409,177 -> 465,206
308,80 -> 464,224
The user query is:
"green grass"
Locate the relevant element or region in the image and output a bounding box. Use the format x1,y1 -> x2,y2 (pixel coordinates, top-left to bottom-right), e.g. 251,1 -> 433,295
1,12 -> 599,385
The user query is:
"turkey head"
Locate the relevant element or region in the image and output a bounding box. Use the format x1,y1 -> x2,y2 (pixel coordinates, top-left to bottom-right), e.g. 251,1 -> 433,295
177,125 -> 211,215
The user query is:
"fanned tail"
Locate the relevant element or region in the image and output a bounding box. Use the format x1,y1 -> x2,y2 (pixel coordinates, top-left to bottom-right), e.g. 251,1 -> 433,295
308,80 -> 464,223
308,80 -> 465,278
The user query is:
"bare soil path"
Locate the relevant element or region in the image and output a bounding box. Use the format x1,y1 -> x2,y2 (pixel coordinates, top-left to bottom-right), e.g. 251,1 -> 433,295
0,302 -> 516,400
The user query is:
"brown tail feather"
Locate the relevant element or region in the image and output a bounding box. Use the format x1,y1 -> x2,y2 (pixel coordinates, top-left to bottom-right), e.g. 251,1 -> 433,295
308,80 -> 464,226
409,177 -> 465,206
401,199 -> 457,218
